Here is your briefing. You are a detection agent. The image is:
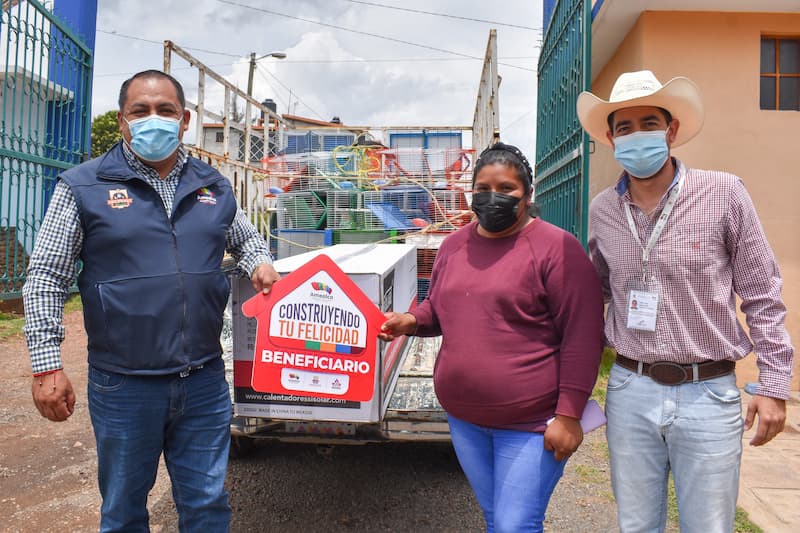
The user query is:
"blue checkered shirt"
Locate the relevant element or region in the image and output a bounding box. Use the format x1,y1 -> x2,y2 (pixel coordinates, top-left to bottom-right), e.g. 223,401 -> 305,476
22,142 -> 272,374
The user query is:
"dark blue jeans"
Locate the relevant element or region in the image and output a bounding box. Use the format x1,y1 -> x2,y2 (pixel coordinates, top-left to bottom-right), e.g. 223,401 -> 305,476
88,357 -> 232,532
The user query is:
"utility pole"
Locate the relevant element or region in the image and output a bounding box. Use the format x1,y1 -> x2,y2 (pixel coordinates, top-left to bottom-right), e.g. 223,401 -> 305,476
244,51 -> 286,167
247,52 -> 257,102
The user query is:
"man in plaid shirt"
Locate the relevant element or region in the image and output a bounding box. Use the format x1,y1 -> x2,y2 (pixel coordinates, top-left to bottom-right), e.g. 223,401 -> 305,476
23,70 -> 280,531
579,70 -> 794,532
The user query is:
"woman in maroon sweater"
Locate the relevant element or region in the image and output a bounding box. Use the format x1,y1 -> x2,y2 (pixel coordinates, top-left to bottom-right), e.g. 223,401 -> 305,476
381,143 -> 604,533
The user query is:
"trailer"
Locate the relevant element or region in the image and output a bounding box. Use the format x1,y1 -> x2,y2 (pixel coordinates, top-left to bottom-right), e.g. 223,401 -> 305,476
224,218 -> 457,453
164,31 -> 501,451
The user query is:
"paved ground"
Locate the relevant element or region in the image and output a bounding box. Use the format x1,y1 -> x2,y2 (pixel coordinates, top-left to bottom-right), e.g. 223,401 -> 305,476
738,389 -> 800,532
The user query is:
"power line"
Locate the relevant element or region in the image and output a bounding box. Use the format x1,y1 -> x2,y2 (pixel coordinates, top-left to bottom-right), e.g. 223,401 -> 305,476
283,55 -> 539,64
256,63 -> 327,120
502,108 -> 536,132
254,66 -> 289,110
97,28 -> 537,68
96,29 -> 241,58
94,63 -> 236,78
215,0 -> 536,73
341,0 -> 540,32
93,56 -> 537,81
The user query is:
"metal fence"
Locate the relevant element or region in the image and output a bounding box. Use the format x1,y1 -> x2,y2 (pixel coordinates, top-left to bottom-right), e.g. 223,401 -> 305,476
534,0 -> 591,246
0,0 -> 93,299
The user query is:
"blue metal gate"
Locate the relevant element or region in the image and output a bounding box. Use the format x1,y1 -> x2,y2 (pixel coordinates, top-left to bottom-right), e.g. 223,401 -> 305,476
0,0 -> 94,298
534,0 -> 591,245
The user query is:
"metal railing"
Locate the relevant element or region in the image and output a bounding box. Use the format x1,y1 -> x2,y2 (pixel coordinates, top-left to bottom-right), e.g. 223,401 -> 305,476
534,0 -> 592,246
0,0 -> 93,298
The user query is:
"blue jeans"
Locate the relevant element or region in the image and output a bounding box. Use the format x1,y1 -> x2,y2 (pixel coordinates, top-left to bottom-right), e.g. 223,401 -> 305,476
447,414 -> 566,533
606,364 -> 743,533
88,357 -> 232,533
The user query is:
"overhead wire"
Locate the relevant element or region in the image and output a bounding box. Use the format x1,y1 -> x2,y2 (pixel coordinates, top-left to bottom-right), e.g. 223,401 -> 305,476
95,30 -> 536,84
255,63 -> 327,120
253,65 -> 289,112
96,29 -> 241,58
215,0 -> 536,72
340,0 -> 541,32
502,109 -> 537,132
96,28 -> 324,120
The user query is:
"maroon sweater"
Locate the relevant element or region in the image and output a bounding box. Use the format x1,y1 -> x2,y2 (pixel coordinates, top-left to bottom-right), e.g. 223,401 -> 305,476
411,219 -> 604,431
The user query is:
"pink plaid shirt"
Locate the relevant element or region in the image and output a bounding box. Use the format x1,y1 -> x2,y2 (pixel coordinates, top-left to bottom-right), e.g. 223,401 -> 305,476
588,159 -> 794,399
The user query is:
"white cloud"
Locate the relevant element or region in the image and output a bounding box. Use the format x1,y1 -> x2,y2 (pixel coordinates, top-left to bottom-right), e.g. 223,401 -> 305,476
92,0 -> 542,156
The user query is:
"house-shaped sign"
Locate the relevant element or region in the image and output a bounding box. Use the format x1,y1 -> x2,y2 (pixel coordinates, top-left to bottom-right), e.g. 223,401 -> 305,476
241,254 -> 387,402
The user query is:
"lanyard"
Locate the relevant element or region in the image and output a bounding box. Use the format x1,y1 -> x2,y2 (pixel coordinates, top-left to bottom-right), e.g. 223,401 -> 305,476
623,175 -> 684,283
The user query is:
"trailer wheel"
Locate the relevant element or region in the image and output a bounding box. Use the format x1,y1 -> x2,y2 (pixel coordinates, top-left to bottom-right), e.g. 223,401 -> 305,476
229,435 -> 256,459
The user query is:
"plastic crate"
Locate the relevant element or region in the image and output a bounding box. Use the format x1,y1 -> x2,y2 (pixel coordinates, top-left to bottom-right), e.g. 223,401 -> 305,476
332,229 -> 403,245
275,191 -> 327,230
275,229 -> 333,259
417,278 -> 431,303
416,248 -> 438,277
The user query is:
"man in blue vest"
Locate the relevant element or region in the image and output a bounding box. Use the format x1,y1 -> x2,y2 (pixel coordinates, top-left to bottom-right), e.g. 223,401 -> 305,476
23,70 -> 280,532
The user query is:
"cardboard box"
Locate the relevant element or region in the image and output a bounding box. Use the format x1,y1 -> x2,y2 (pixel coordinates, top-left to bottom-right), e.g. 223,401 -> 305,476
232,244 -> 417,422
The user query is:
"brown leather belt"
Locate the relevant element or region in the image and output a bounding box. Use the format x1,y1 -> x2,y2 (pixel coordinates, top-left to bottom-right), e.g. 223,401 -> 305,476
615,353 -> 735,386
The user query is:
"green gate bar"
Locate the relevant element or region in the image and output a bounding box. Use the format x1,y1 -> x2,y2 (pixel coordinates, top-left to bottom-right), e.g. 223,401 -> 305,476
534,0 -> 592,247
0,0 -> 94,299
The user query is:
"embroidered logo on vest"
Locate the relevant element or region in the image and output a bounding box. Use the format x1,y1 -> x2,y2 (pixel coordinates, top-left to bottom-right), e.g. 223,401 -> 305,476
196,187 -> 217,205
107,188 -> 133,209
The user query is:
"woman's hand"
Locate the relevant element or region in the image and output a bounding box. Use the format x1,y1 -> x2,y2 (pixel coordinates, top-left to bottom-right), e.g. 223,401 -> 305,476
379,312 -> 417,341
544,415 -> 583,461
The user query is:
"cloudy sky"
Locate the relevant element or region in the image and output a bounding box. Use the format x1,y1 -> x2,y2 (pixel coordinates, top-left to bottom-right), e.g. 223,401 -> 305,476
92,0 -> 543,157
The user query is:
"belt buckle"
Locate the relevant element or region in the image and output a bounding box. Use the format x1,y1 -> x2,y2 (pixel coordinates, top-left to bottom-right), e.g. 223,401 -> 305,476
178,364 -> 204,379
648,361 -> 689,385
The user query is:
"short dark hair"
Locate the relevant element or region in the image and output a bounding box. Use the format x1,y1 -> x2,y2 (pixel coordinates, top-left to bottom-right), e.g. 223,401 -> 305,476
607,107 -> 673,133
118,70 -> 186,111
472,142 -> 534,196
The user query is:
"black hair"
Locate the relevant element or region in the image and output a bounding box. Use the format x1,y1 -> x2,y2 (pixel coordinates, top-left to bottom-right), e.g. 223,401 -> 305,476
472,142 -> 534,196
606,107 -> 673,133
118,70 -> 186,111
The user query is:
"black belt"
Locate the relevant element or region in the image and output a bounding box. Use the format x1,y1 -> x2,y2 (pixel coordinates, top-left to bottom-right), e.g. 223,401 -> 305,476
615,353 -> 735,386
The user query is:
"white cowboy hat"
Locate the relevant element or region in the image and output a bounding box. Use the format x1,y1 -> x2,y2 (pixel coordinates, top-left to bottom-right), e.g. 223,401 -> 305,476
576,70 -> 704,147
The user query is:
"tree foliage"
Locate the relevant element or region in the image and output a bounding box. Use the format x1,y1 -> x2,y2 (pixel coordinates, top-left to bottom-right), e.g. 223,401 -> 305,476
90,110 -> 122,158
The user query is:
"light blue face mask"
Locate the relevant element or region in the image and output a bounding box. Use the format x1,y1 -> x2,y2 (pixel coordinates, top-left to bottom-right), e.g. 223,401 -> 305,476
125,114 -> 182,162
613,129 -> 669,179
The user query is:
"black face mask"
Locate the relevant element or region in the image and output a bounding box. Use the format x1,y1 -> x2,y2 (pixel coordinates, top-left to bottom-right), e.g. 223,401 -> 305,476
471,192 -> 522,233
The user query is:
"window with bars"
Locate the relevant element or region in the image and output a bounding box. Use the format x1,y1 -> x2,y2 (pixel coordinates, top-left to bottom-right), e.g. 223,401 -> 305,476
760,37 -> 800,110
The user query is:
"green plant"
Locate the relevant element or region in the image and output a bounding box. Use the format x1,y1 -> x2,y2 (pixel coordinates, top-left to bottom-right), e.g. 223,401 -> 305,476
591,346 -> 616,406
91,110 -> 122,158
734,508 -> 763,533
64,293 -> 83,313
574,463 -> 606,484
0,311 -> 25,340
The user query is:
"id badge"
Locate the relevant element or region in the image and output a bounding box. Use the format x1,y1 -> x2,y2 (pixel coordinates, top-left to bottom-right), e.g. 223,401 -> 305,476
626,289 -> 659,332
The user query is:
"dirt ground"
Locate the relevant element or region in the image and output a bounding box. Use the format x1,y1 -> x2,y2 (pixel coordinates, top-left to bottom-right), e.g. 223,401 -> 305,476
0,310 -> 177,532
0,310 -> 622,533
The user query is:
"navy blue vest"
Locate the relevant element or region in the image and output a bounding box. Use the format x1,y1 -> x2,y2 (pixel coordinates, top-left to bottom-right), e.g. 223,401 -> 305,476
60,143 -> 237,374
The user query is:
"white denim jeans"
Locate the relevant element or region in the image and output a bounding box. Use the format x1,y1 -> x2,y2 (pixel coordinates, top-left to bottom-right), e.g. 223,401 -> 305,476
605,364 -> 743,533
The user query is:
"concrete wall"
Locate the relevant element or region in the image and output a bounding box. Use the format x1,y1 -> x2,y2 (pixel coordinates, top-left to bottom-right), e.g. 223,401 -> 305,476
589,11 -> 800,390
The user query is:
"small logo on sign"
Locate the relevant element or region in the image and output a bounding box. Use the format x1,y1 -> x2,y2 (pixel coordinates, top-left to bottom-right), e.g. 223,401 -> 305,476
310,281 -> 334,300
331,379 -> 342,390
311,281 -> 332,294
196,187 -> 217,205
107,189 -> 133,209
